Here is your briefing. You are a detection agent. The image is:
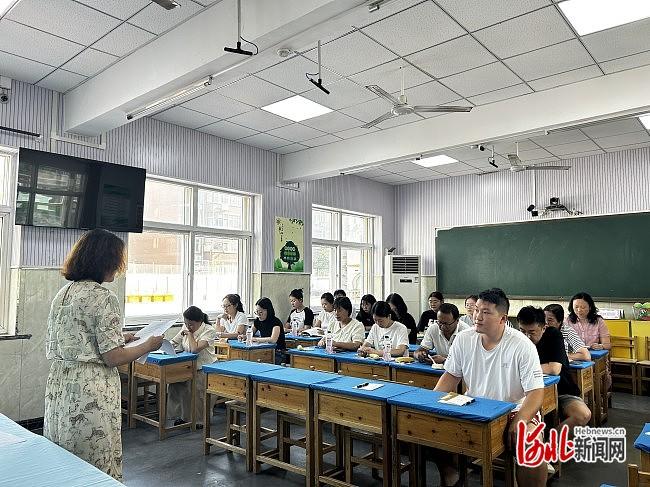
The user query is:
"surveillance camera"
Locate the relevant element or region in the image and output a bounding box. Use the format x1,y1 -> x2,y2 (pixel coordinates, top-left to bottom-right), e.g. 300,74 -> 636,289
0,93 -> 8,104
488,156 -> 495,164
478,144 -> 486,151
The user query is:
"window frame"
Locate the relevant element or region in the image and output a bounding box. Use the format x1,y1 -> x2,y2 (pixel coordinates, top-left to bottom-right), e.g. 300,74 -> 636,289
125,175 -> 253,323
0,147 -> 18,335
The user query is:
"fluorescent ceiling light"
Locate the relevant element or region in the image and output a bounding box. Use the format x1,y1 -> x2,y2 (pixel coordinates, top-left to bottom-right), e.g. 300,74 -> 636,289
0,0 -> 19,16
262,95 -> 332,122
639,113 -> 650,129
414,154 -> 457,167
559,0 -> 650,36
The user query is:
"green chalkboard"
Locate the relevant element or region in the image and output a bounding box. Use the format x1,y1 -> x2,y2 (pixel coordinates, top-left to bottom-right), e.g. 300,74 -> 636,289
435,212 -> 650,300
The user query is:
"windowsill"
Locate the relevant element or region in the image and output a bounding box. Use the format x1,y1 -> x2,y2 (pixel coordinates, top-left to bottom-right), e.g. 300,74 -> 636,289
0,334 -> 32,341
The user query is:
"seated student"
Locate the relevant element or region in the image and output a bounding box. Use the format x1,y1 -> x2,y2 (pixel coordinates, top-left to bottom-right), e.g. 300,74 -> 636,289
460,294 -> 478,326
517,306 -> 591,432
168,306 -> 217,429
318,296 -> 365,351
433,288 -> 546,487
544,304 -> 590,362
358,301 -> 409,357
386,292 -> 418,344
413,303 -> 470,364
250,297 -> 286,364
417,291 -> 444,332
217,293 -> 248,339
313,292 -> 337,331
356,294 -> 377,330
284,288 -> 314,333
333,289 -> 347,299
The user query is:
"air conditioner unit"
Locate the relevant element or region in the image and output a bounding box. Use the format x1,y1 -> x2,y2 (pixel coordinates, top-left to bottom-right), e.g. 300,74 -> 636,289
384,255 -> 421,315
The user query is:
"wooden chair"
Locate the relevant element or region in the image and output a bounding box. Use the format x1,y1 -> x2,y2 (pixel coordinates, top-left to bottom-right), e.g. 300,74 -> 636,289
611,336 -> 638,394
637,337 -> 650,396
628,464 -> 650,487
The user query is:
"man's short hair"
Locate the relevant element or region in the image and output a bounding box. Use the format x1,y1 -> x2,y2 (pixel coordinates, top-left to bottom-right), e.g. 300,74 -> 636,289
517,305 -> 546,327
438,302 -> 460,320
477,288 -> 510,314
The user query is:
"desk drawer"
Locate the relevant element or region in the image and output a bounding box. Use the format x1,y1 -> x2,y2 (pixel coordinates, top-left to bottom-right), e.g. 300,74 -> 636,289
256,382 -> 307,415
133,362 -> 161,380
338,362 -> 390,380
542,385 -> 558,416
392,368 -> 439,389
206,374 -> 247,400
316,392 -> 383,433
291,355 -> 336,373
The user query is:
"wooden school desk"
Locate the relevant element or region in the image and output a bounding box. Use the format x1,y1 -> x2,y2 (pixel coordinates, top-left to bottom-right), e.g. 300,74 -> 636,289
542,374 -> 561,423
388,389 -> 516,487
285,334 -> 322,349
287,347 -> 337,372
311,375 -> 417,487
0,413 -> 124,487
389,360 -> 445,389
634,423 -> 650,471
250,367 -> 339,486
334,352 -> 392,380
590,349 -> 609,425
202,360 -> 283,471
569,360 -> 596,426
129,351 -> 197,440
227,340 -> 276,363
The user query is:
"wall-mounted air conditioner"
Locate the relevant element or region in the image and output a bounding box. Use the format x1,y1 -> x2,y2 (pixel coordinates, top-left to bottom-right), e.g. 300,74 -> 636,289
384,255 -> 421,315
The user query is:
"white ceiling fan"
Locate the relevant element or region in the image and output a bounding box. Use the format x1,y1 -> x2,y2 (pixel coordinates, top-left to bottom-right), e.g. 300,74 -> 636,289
362,68 -> 472,129
152,0 -> 180,10
480,142 -> 571,175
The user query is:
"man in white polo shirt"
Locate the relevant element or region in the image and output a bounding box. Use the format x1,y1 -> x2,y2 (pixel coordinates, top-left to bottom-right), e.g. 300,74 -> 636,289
433,288 -> 546,487
413,303 -> 470,364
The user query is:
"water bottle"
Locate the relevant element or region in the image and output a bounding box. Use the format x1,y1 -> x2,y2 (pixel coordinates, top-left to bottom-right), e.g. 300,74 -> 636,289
246,324 -> 253,346
382,335 -> 391,361
291,321 -> 299,337
325,331 -> 333,354
322,322 -> 329,336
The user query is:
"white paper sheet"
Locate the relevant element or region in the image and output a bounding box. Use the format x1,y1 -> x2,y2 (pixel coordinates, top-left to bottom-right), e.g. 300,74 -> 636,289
136,338 -> 176,364
0,431 -> 26,446
357,383 -> 383,391
125,319 -> 177,349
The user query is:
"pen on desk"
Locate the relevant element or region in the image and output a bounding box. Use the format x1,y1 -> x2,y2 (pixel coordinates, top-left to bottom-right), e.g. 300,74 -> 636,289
355,382 -> 369,389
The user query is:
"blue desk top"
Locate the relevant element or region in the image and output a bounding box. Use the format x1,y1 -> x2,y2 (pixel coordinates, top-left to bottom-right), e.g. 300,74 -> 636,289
0,413 -> 123,486
252,367 -> 339,387
146,351 -> 198,365
311,375 -> 417,401
569,360 -> 595,369
634,423 -> 650,454
285,334 -> 322,342
202,360 -> 283,377
286,347 -> 337,358
388,360 -> 445,376
543,375 -> 561,387
334,351 -> 392,366
387,389 -> 516,423
590,349 -> 609,359
227,340 -> 277,350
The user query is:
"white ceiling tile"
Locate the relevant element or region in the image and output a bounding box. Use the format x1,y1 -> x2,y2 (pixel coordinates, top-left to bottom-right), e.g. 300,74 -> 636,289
227,109 -> 292,132
272,143 -> 309,154
473,7 -> 575,58
383,161 -> 422,173
517,148 -> 555,161
355,0 -> 427,28
582,18 -> 650,62
443,147 -> 484,161
528,65 -> 602,91
448,169 -> 479,176
399,168 -> 440,178
301,111 -> 363,132
592,131 -> 650,149
181,91 -> 253,119
198,120 -> 258,140
357,168 -> 392,178
152,106 -> 218,129
557,149 -> 605,160
581,118 -> 645,139
546,140 -> 602,156
602,142 -> 650,153
600,50 -> 650,74
440,62 -> 522,97
340,97 -> 393,123
255,55 -> 341,94
266,124 -> 326,143
306,31 -> 397,76
406,35 -> 497,78
301,134 -> 344,147
373,174 -> 414,184
436,162 -> 474,174
217,75 -> 293,108
60,48 -> 118,77
467,83 -> 532,105
530,129 -> 589,147
376,113 -> 423,128
302,78 -> 376,110
492,140 -> 539,153
334,126 -> 379,139
238,133 -> 292,150
349,60 -> 432,94
92,23 -> 155,57
76,0 -> 150,20
361,2 -> 465,57
7,0 -> 121,45
0,51 -> 53,83
128,0 -> 203,35
436,0 -> 550,32
0,19 -> 84,66
504,39 -> 594,81
36,69 -> 86,93
397,80 -> 461,106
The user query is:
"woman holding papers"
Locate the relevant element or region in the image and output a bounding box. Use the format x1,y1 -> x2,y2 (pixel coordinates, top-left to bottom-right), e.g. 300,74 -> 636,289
44,229 -> 163,481
168,306 -> 217,429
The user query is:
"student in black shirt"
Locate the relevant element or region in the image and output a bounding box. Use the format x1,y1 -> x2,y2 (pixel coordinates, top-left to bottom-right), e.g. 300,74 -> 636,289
252,297 -> 286,364
417,291 -> 444,332
356,294 -> 376,330
517,306 -> 591,432
386,292 -> 417,344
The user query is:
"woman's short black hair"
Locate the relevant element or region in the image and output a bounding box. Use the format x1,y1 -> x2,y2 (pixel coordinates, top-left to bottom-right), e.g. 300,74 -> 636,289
183,306 -> 210,324
62,229 -> 126,283
568,292 -> 600,324
333,289 -> 346,297
465,294 -> 478,303
289,289 -> 303,301
371,301 -> 393,319
428,291 -> 444,301
333,296 -> 352,316
320,292 -> 334,304
256,297 -> 276,321
360,294 -> 377,306
544,303 -> 564,323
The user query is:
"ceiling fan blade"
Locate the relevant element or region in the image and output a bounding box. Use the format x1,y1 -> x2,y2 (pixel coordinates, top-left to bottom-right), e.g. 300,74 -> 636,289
366,85 -> 401,105
507,153 -> 523,166
412,105 -> 473,113
152,0 -> 180,9
476,169 -> 508,177
362,111 -> 397,128
524,165 -> 571,171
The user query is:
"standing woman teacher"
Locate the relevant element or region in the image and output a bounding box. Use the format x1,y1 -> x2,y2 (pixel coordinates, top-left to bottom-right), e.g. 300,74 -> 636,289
44,229 -> 163,480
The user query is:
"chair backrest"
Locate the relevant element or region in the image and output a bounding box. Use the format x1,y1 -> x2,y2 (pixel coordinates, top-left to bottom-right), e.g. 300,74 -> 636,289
611,335 -> 636,359
628,464 -> 650,487
646,336 -> 650,361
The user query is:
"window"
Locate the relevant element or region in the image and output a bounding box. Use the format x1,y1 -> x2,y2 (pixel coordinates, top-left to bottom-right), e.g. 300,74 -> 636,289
126,178 -> 252,321
0,149 -> 17,335
311,207 -> 374,306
